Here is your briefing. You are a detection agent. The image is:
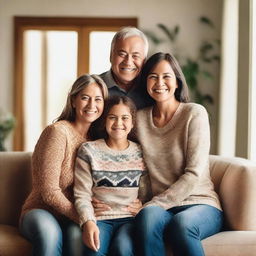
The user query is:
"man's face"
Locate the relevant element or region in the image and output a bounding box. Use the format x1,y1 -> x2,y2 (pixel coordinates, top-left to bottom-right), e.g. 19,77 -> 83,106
110,36 -> 146,89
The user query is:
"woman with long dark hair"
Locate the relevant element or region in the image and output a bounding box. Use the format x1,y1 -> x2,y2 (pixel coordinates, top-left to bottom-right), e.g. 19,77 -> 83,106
135,52 -> 223,256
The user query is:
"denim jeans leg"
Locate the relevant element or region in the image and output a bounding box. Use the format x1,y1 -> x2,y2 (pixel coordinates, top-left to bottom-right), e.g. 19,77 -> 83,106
135,205 -> 173,256
83,220 -> 115,256
110,220 -> 135,256
167,204 -> 223,256
20,209 -> 63,256
60,219 -> 83,256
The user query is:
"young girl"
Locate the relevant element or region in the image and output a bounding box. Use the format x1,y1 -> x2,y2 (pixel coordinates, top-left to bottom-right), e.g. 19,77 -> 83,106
74,95 -> 149,256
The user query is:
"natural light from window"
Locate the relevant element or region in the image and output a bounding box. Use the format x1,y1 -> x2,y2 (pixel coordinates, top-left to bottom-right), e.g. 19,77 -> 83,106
46,31 -> 78,124
89,31 -> 116,74
24,31 -> 43,152
23,30 -> 116,152
24,30 -> 78,151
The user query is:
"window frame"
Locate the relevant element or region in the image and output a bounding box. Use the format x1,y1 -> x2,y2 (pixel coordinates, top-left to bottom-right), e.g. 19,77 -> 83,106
13,16 -> 137,150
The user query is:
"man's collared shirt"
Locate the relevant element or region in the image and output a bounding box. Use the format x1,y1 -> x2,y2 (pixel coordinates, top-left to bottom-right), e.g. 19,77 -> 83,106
100,70 -> 153,110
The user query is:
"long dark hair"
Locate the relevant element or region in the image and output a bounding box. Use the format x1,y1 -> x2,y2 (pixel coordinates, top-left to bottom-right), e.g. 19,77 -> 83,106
140,52 -> 190,103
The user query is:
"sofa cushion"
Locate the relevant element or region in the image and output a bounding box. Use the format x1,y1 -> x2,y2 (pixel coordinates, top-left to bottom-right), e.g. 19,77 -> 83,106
0,225 -> 32,256
166,231 -> 256,256
203,231 -> 256,256
209,155 -> 256,230
0,152 -> 32,226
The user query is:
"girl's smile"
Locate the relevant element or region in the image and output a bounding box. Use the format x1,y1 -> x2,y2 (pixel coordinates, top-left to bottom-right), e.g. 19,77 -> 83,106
105,103 -> 134,150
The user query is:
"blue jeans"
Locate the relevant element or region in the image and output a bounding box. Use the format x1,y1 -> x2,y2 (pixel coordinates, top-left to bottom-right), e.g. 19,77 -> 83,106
135,204 -> 223,256
84,217 -> 134,256
20,209 -> 83,256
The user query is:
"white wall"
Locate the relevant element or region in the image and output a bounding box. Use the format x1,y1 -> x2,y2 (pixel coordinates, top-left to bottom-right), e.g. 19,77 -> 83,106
0,0 -> 222,152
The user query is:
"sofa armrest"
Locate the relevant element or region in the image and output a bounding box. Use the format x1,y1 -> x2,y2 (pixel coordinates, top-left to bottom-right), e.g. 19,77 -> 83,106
209,155 -> 256,231
0,151 -> 32,226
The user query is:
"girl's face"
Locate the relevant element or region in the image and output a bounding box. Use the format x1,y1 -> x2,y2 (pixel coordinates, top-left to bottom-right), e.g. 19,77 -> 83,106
72,83 -> 104,124
105,103 -> 133,141
147,60 -> 178,103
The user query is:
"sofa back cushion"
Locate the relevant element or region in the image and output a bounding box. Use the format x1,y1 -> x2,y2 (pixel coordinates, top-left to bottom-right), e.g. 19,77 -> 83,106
209,155 -> 256,230
1,152 -> 256,231
0,152 -> 32,226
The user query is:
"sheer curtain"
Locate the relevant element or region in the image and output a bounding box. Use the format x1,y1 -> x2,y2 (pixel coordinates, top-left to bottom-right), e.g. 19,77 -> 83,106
249,0 -> 256,161
218,0 -> 256,160
217,0 -> 238,157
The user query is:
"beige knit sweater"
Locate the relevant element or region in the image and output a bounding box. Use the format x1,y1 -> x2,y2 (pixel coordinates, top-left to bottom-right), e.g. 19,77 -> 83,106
136,103 -> 221,211
20,120 -> 85,223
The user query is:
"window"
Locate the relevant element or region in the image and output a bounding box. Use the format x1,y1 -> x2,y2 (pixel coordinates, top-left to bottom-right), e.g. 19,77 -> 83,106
23,30 -> 78,150
89,31 -> 116,74
14,17 -> 137,151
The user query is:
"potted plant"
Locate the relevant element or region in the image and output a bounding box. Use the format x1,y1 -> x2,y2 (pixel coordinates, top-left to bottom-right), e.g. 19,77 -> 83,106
0,111 -> 15,151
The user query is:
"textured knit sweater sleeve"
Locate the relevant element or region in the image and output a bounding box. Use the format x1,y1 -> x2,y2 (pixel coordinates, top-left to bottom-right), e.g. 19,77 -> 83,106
143,105 -> 211,209
74,144 -> 96,225
32,124 -> 79,222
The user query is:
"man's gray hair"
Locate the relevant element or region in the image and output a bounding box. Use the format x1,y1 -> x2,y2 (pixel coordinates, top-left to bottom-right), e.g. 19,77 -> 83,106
110,26 -> 149,57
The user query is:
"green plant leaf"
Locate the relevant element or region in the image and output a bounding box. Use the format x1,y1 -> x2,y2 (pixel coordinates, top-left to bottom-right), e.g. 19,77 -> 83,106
143,30 -> 164,45
201,42 -> 213,51
0,115 -> 15,145
215,39 -> 221,45
200,42 -> 213,56
186,76 -> 197,90
183,59 -> 199,73
194,91 -> 203,104
202,94 -> 214,104
212,55 -> 220,61
202,57 -> 213,63
157,23 -> 176,42
201,70 -> 213,80
174,25 -> 180,35
200,16 -> 214,28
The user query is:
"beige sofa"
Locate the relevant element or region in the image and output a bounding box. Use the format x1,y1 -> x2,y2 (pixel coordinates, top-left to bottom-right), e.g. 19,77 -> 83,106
0,152 -> 256,256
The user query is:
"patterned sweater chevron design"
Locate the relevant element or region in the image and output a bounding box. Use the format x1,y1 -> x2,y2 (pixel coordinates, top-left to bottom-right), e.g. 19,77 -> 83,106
74,139 -> 148,225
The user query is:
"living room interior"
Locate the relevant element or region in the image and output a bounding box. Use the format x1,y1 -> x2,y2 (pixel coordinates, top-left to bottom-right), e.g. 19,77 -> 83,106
0,0 -> 255,162
0,1 -> 256,255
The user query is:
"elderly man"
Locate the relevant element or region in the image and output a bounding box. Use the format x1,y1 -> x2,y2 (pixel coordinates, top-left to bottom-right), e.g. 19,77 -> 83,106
100,26 -> 152,109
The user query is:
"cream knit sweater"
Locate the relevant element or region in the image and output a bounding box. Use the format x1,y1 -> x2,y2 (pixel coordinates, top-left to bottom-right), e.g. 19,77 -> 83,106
136,103 -> 221,211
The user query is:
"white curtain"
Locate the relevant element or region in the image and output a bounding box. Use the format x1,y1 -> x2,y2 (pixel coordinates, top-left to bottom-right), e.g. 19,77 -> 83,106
217,0 -> 239,157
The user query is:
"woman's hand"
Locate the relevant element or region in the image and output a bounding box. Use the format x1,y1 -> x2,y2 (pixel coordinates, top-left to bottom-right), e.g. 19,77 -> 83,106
82,220 -> 100,252
123,199 -> 142,216
92,197 -> 111,216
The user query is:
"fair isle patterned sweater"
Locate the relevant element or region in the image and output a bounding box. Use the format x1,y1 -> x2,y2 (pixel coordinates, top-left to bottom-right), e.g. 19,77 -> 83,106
74,139 -> 147,225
